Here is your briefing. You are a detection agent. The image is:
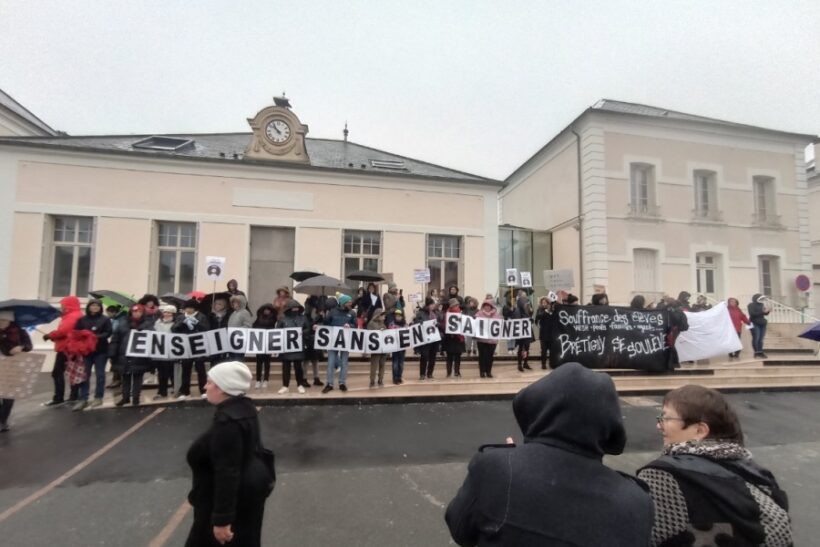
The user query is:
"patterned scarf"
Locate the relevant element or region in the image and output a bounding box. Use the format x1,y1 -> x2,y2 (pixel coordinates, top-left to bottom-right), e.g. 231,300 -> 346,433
663,439 -> 752,461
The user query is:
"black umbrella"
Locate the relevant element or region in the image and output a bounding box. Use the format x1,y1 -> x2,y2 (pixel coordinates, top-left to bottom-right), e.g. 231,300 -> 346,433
199,291 -> 232,314
289,270 -> 323,282
0,299 -> 61,328
293,275 -> 355,297
160,292 -> 189,308
346,270 -> 385,283
88,290 -> 136,308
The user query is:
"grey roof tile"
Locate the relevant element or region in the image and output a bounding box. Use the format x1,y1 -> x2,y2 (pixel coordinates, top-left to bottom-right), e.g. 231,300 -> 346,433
0,89 -> 57,136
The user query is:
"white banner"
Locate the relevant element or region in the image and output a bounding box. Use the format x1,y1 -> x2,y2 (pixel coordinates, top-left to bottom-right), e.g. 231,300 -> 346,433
314,320 -> 441,353
444,313 -> 532,340
675,302 -> 742,361
126,327 -> 302,359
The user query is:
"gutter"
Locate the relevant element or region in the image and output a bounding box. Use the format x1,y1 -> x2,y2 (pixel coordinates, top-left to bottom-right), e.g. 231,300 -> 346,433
571,127 -> 584,303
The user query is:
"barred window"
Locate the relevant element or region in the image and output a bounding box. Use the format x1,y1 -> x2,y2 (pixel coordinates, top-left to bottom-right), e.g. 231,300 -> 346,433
156,222 -> 196,294
50,216 -> 93,297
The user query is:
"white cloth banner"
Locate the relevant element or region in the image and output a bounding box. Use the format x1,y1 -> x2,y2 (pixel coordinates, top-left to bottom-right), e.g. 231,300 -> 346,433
444,313 -> 533,340
675,302 -> 742,361
126,327 -> 302,359
314,320 -> 441,353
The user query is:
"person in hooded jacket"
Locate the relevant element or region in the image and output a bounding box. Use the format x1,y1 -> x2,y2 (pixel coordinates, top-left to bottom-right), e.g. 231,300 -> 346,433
445,362 -> 654,547
153,304 -> 178,400
275,299 -> 310,395
300,299 -> 323,388
226,279 -> 246,299
638,385 -> 791,547
185,361 -> 274,547
367,308 -> 388,387
447,285 -> 465,308
475,299 -> 501,378
747,294 -> 770,358
443,298 -> 466,378
227,295 -> 253,362
109,304 -> 155,406
414,297 -> 440,380
105,305 -> 127,389
0,311 -> 33,431
174,299 -> 211,400
273,286 -> 292,320
43,295 -> 83,407
513,294 -> 534,372
74,299 -> 113,411
321,295 -> 357,393
252,304 -> 277,389
727,298 -> 751,359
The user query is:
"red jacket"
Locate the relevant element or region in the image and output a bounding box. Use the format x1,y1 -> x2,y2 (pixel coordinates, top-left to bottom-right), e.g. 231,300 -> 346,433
46,296 -> 83,353
728,306 -> 751,333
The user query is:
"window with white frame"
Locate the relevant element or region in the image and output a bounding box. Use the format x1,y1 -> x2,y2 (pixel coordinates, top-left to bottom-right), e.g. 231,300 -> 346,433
50,216 -> 94,298
696,253 -> 720,297
753,176 -> 777,223
758,255 -> 780,298
629,163 -> 656,215
427,234 -> 461,292
342,230 -> 381,279
633,248 -> 658,292
156,222 -> 196,294
693,170 -> 718,219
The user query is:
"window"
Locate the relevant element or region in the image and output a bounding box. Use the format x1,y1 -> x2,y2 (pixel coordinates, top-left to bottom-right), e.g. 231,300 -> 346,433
693,170 -> 719,219
633,249 -> 657,292
629,163 -> 656,215
696,253 -> 720,296
753,176 -> 777,224
50,216 -> 93,297
428,235 -> 461,291
758,255 -> 780,298
342,230 -> 381,278
156,222 -> 196,294
132,136 -> 195,151
370,159 -> 407,171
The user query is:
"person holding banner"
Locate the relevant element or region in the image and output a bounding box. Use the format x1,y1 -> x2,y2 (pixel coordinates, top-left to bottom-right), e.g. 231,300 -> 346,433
387,309 -> 407,384
414,297 -> 440,380
462,297 -> 478,357
535,296 -> 553,370
252,304 -> 277,389
443,298 -> 465,378
321,295 -> 357,394
275,300 -> 309,395
727,298 -> 751,359
174,300 -> 211,401
513,295 -> 534,372
42,295 -> 83,407
0,311 -> 33,431
153,304 -> 178,400
110,304 -> 155,407
475,298 -> 501,378
227,295 -> 253,361
367,308 -> 388,387
74,299 -> 113,410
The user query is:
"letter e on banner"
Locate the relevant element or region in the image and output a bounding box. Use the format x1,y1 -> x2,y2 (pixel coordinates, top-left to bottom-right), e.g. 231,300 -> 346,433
126,331 -> 150,357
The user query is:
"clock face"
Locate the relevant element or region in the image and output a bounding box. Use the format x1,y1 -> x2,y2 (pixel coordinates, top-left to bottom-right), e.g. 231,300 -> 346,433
265,119 -> 291,143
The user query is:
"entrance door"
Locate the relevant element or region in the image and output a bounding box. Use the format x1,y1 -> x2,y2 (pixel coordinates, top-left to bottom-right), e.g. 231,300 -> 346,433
249,227 -> 295,313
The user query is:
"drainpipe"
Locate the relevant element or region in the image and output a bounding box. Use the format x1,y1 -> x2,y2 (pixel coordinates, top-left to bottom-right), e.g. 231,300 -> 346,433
571,127 -> 584,303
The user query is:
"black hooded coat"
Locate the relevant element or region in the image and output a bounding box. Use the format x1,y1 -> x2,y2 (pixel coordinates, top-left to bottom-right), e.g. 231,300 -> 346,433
445,363 -> 654,546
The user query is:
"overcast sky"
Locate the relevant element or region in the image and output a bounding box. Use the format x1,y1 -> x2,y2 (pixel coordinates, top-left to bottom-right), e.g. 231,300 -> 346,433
1,0 -> 818,179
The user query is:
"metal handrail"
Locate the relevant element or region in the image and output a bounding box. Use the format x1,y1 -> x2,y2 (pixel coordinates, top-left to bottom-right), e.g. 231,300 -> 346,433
697,294 -> 818,324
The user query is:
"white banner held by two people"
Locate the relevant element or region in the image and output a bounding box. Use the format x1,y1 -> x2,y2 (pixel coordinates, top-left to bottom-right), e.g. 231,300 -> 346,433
125,327 -> 302,359
675,302 -> 742,361
314,320 -> 441,354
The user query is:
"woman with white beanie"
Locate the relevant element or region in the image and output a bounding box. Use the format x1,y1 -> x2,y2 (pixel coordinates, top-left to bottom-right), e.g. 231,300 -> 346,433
185,361 -> 275,547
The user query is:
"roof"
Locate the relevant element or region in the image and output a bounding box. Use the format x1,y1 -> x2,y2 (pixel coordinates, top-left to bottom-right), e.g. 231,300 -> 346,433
0,89 -> 57,136
505,99 -> 818,184
0,132 -> 499,185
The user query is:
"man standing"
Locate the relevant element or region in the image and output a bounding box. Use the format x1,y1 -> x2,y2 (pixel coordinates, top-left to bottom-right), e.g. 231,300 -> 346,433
74,299 -> 112,410
321,295 -> 356,394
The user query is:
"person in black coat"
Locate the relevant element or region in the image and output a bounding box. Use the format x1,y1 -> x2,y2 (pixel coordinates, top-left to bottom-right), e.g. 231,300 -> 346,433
445,362 -> 654,547
74,298 -> 112,410
252,303 -> 277,389
0,311 -> 33,431
186,361 -> 274,547
109,304 -> 155,406
534,296 -> 553,370
174,299 -> 211,400
275,299 -> 310,395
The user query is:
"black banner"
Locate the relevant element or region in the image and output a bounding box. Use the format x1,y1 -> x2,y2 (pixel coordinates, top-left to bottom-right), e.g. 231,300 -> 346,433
548,305 -> 671,371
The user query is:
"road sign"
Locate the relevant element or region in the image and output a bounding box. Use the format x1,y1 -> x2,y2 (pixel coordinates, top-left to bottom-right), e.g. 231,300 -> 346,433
796,274 -> 811,292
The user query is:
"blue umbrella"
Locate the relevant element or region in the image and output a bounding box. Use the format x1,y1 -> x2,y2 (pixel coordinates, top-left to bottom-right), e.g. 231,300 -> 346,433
0,299 -> 61,328
798,321 -> 820,342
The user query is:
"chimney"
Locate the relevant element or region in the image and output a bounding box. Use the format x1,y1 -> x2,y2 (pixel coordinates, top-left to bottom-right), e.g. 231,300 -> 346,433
343,121 -> 349,142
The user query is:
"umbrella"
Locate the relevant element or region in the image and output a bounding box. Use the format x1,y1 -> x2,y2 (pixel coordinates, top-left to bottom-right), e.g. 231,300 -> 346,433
290,270 -> 323,282
293,275 -> 355,297
188,290 -> 206,301
798,321 -> 820,342
0,299 -> 61,328
88,290 -> 136,308
346,270 -> 385,283
199,291 -> 232,314
160,292 -> 189,308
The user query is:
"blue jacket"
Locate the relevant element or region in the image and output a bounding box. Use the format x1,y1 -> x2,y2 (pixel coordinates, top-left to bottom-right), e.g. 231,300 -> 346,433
324,306 -> 357,327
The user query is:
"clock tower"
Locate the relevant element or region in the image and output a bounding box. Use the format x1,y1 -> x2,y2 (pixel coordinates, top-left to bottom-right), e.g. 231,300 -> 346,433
244,95 -> 309,163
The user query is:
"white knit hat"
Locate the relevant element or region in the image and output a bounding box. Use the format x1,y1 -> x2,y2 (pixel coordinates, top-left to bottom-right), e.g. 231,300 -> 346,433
207,361 -> 252,396
159,304 -> 177,314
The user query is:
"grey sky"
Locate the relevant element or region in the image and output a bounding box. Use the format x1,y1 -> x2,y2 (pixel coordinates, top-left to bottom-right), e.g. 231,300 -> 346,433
2,0 -> 818,180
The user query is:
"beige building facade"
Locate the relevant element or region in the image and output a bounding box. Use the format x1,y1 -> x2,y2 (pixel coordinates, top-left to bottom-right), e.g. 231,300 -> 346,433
500,100 -> 816,314
0,97 -> 502,311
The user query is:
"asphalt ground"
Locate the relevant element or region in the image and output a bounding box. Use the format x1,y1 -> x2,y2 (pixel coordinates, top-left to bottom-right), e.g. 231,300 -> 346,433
0,375 -> 818,546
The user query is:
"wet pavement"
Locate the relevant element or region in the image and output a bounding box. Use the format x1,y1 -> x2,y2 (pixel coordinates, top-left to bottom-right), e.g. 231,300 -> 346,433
0,376 -> 818,546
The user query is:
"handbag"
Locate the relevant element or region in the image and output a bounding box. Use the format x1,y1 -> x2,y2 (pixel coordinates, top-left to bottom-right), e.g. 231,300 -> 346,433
255,444 -> 276,497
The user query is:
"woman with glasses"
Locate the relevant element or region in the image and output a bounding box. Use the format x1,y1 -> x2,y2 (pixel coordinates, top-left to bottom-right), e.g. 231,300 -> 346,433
638,385 -> 792,546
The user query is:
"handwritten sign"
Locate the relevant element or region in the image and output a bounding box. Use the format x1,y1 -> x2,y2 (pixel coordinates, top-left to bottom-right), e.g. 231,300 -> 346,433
0,352 -> 46,399
548,305 -> 670,371
543,269 -> 574,291
413,268 -> 431,284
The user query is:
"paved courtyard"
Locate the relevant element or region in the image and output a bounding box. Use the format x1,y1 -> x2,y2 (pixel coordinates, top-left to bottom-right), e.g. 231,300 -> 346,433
0,377 -> 818,546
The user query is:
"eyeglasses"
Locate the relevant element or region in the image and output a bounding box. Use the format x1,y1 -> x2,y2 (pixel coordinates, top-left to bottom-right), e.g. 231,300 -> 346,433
656,415 -> 686,425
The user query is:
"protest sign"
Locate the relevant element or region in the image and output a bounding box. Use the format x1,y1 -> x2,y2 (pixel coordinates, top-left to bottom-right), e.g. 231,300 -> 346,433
445,313 -> 532,340
126,328 -> 301,359
205,256 -> 226,281
543,269 -> 574,291
314,320 -> 441,353
413,268 -> 431,284
675,302 -> 741,361
408,292 -> 423,304
548,305 -> 670,371
0,351 -> 46,399
520,271 -> 532,288
505,268 -> 520,287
